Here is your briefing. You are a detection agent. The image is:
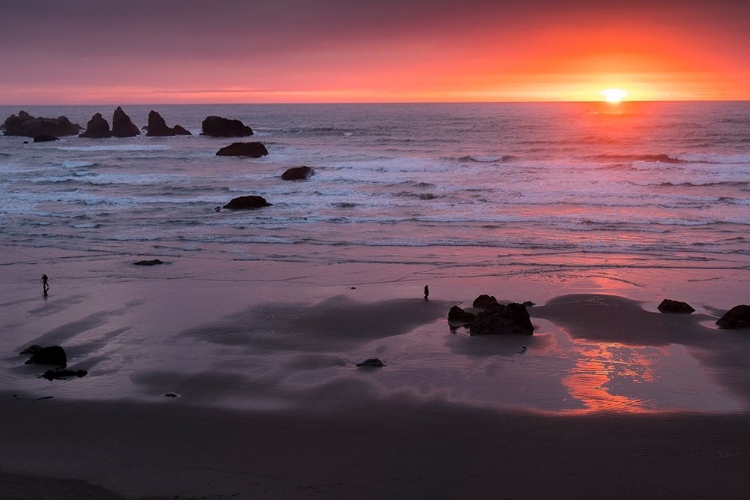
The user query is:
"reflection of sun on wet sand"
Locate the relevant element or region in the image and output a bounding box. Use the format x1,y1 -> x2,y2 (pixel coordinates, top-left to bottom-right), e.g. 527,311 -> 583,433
534,293 -> 748,413
562,341 -> 658,413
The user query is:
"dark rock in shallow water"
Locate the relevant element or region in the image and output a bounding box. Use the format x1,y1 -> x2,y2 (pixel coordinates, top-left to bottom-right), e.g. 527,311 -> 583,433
145,110 -> 192,137
20,344 -> 44,355
281,166 -> 314,180
216,142 -> 269,158
201,115 -> 253,137
79,113 -> 112,138
473,294 -> 500,309
172,124 -> 191,136
111,106 -> 141,137
356,358 -> 385,367
134,259 -> 165,266
469,303 -> 533,336
657,299 -> 695,314
716,305 -> 750,329
42,369 -> 87,380
33,134 -> 59,142
2,110 -> 82,137
223,195 -> 271,210
448,305 -> 476,323
23,345 -> 67,367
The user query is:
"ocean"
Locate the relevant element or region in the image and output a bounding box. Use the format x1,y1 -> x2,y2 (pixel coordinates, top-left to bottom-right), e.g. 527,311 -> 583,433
2,102 -> 750,413
2,102 -> 749,283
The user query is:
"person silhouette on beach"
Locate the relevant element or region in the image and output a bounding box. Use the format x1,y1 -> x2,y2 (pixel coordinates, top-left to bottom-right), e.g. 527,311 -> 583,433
424,285 -> 429,301
41,274 -> 49,296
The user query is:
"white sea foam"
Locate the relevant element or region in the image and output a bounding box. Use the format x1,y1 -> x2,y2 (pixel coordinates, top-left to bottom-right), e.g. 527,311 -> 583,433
58,144 -> 172,152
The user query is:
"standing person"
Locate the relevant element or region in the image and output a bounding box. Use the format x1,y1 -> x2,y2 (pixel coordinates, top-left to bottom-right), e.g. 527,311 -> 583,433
41,274 -> 49,296
424,285 -> 429,301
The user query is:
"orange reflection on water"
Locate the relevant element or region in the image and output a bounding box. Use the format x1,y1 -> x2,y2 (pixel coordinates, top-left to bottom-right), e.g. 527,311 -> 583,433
562,340 -> 660,413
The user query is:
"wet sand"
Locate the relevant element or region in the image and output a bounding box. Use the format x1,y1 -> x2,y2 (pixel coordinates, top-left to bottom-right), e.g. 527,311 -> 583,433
3,249 -> 750,498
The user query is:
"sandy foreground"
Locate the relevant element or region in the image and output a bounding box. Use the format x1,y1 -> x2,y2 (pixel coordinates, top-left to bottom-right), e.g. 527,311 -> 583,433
3,396 -> 750,500
3,248 -> 750,499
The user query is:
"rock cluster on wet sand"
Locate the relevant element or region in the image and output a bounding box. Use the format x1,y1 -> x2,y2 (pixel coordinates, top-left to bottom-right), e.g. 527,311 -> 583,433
448,295 -> 534,335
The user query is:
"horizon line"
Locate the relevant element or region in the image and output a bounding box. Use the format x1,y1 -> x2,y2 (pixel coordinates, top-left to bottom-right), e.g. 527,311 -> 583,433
2,99 -> 750,107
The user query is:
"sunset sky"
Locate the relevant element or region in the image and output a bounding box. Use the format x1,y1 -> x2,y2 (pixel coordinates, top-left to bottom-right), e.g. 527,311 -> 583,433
1,0 -> 749,104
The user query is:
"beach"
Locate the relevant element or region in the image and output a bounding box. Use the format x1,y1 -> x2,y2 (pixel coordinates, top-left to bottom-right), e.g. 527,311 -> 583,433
4,396 -> 750,500
3,246 -> 750,499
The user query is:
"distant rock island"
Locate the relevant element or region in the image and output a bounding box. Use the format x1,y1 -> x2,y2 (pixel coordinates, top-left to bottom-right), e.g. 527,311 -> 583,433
79,112 -> 113,138
145,110 -> 191,137
112,107 -> 141,137
201,116 -> 253,137
1,110 -> 82,137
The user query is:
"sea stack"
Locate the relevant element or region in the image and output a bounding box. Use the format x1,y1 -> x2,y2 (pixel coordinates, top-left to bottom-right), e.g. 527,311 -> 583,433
201,116 -> 253,137
79,113 -> 112,138
111,107 -> 141,137
145,111 -> 192,137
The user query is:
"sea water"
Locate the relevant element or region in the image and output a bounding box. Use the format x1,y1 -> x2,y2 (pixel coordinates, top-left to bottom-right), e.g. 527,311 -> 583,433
1,102 -> 750,413
2,102 -> 749,282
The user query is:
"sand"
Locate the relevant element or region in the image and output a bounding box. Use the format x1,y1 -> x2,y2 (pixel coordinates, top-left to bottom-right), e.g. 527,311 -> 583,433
3,249 -> 750,498
3,396 -> 750,500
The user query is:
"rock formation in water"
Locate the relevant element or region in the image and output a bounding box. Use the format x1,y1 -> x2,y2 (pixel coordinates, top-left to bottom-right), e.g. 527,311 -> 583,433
33,134 -> 59,142
111,106 -> 141,137
79,113 -> 112,138
216,142 -> 269,158
145,110 -> 192,137
281,166 -> 314,180
2,111 -> 82,137
223,195 -> 272,210
201,116 -> 253,137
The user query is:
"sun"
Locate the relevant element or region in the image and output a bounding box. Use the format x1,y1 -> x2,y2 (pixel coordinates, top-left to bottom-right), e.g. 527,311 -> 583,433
600,88 -> 629,103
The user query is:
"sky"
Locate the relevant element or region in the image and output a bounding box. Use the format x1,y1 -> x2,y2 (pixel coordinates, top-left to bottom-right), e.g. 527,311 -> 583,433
1,0 -> 749,104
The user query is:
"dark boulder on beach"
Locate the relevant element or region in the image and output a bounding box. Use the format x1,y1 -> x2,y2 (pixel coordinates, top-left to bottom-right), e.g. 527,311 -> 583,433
79,113 -> 112,139
223,195 -> 271,210
111,106 -> 141,137
716,305 -> 750,329
356,358 -> 385,367
201,116 -> 253,137
42,369 -> 88,381
145,110 -> 192,137
448,305 -> 476,323
216,142 -> 269,158
657,299 -> 695,314
2,111 -> 82,137
281,166 -> 314,180
22,345 -> 67,367
33,134 -> 59,142
134,259 -> 165,266
469,303 -> 533,336
473,294 -> 500,309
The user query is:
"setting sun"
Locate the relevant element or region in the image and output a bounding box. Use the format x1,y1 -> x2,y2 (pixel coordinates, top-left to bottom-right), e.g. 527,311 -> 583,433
600,88 -> 629,103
